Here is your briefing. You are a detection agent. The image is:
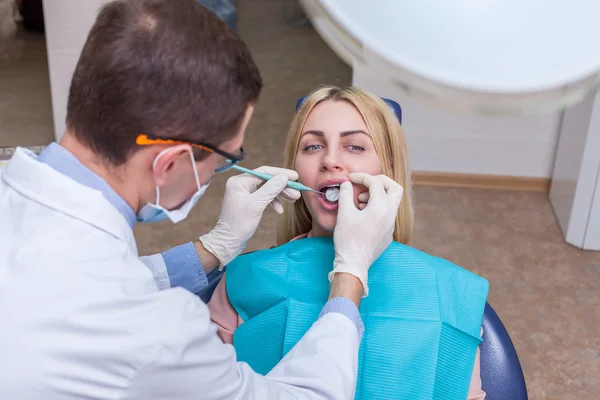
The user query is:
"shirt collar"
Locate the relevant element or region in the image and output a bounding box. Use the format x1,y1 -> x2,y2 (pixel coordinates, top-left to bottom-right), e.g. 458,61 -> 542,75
38,142 -> 137,229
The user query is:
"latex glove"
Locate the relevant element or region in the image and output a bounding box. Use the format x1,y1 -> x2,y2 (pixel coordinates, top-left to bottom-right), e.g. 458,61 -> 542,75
357,191 -> 369,210
329,173 -> 404,296
199,166 -> 301,269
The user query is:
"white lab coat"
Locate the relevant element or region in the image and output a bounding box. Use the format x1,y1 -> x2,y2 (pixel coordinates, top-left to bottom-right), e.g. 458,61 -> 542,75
0,148 -> 359,400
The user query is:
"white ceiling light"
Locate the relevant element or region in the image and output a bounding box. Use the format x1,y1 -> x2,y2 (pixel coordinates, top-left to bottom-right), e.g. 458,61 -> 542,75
299,0 -> 600,116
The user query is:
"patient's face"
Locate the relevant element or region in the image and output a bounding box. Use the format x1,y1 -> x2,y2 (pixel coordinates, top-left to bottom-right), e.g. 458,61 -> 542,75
295,99 -> 382,235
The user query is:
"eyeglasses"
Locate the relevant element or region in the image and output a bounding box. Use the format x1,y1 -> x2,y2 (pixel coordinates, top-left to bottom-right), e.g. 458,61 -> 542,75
136,134 -> 245,173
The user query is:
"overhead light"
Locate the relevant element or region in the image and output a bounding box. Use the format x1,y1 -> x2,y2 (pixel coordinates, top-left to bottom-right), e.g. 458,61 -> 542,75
299,0 -> 600,116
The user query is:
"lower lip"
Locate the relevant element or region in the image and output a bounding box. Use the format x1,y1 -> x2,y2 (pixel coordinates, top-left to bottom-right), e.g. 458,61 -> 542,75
318,192 -> 339,212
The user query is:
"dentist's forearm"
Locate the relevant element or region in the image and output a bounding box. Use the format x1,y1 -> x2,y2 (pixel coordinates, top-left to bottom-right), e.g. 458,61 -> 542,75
321,273 -> 365,341
329,273 -> 364,308
194,240 -> 220,274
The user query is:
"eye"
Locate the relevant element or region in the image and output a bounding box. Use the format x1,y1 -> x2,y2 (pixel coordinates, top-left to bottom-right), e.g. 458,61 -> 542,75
347,145 -> 366,152
303,144 -> 323,152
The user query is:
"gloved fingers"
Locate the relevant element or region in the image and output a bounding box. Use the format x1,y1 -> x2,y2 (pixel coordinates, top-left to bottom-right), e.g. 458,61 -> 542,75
357,191 -> 369,210
225,173 -> 264,194
357,191 -> 369,203
371,176 -> 404,207
279,193 -> 300,205
256,167 -> 300,203
336,181 -> 358,214
251,174 -> 290,206
227,166 -> 298,194
349,172 -> 385,201
348,172 -> 373,187
350,172 -> 399,192
280,187 -> 301,202
375,175 -> 404,206
270,198 -> 284,214
350,173 -> 403,205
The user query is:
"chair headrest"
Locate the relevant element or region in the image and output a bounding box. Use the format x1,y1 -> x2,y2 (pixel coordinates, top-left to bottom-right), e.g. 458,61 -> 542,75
295,95 -> 402,124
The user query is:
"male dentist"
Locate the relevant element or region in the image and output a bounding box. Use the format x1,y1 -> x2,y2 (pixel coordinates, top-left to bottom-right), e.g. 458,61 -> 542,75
0,1 -> 404,399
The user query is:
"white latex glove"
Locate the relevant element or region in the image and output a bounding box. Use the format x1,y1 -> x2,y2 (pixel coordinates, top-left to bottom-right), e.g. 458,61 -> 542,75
199,166 -> 301,269
329,172 -> 404,296
357,191 -> 369,210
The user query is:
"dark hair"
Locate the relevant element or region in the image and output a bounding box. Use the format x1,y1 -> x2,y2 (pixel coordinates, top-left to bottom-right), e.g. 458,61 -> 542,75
66,0 -> 262,165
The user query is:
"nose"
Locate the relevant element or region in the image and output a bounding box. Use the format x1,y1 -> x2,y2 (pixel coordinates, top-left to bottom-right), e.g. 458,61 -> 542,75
320,148 -> 345,172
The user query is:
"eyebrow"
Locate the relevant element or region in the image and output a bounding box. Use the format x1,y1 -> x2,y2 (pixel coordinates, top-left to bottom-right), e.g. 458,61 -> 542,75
301,130 -> 370,137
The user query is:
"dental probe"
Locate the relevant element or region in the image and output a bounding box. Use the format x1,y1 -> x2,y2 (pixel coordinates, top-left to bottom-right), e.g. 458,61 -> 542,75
230,164 -> 324,195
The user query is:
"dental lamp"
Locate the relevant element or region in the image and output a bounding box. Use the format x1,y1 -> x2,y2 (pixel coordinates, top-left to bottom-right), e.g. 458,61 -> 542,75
299,0 -> 600,116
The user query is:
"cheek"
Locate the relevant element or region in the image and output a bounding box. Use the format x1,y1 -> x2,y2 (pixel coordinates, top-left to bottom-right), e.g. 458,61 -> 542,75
196,160 -> 215,186
197,168 -> 212,186
349,153 -> 382,197
348,153 -> 382,175
294,155 -> 318,187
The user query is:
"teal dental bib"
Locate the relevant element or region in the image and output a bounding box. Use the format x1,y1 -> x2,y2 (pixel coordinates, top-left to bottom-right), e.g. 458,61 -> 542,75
226,237 -> 489,399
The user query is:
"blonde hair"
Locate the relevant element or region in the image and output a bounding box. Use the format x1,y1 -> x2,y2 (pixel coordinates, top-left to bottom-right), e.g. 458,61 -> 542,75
277,85 -> 414,245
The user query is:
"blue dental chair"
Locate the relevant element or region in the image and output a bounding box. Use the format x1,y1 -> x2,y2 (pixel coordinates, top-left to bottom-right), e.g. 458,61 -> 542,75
480,302 -> 529,400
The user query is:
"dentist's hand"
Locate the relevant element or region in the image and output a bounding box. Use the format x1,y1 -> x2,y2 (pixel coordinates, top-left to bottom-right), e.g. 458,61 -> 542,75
330,173 -> 404,296
199,166 -> 301,269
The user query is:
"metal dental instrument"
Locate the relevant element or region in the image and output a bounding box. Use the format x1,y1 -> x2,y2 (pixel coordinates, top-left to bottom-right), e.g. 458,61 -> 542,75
230,164 -> 324,195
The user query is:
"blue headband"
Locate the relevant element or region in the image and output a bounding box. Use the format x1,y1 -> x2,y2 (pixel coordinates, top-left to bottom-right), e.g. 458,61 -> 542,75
295,95 -> 402,124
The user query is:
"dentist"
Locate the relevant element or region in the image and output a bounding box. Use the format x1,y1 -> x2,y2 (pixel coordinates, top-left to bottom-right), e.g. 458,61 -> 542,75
0,1 -> 404,399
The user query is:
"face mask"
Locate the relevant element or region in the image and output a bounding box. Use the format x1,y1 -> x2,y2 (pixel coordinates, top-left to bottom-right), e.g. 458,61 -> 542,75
137,148 -> 209,224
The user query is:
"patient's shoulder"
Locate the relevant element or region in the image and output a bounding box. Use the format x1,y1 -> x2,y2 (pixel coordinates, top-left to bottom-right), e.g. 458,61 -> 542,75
291,232 -> 311,241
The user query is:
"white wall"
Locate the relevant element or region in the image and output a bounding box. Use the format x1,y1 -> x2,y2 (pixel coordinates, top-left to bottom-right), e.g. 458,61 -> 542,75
353,64 -> 563,178
42,0 -> 108,142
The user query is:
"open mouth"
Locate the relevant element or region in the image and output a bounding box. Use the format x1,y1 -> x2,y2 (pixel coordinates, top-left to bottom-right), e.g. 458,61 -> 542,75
316,178 -> 348,211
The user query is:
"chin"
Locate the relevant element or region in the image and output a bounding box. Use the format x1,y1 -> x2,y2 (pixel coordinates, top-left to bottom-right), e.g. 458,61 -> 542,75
314,213 -> 337,233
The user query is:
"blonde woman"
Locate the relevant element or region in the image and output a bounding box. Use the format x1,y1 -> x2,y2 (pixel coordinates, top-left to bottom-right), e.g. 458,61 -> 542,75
276,85 -> 413,246
208,85 -> 487,400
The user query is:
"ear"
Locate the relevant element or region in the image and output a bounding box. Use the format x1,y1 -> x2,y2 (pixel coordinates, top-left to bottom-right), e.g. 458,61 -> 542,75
152,144 -> 192,186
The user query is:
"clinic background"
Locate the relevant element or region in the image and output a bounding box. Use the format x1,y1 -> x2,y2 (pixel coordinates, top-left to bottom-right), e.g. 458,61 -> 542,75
1,1 -> 598,399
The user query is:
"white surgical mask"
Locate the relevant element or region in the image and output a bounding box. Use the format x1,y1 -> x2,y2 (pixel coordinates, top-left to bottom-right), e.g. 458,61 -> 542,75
137,148 -> 209,224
